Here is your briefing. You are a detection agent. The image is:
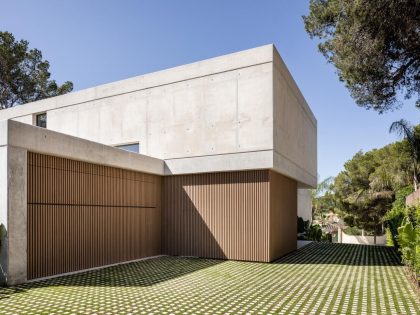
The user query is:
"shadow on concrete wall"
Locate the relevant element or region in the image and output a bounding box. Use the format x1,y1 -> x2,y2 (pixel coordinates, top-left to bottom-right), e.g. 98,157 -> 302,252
274,242 -> 401,266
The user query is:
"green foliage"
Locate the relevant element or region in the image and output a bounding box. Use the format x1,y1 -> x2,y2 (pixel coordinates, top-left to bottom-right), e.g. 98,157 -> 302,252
306,224 -> 323,242
0,31 -> 73,109
393,204 -> 420,280
304,0 -> 420,112
386,227 -> 395,247
297,217 -> 331,242
398,217 -> 417,268
311,177 -> 336,222
343,215 -> 355,227
344,226 -> 362,236
297,216 -> 310,234
385,186 -> 414,249
389,120 -> 420,190
333,139 -> 414,234
301,223 -> 331,242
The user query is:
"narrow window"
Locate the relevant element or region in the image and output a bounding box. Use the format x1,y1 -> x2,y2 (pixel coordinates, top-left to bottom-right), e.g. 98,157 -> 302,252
115,143 -> 140,153
35,113 -> 47,128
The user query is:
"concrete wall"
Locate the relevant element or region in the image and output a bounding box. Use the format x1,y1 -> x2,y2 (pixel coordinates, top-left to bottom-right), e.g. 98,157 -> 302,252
0,46 -> 273,171
0,145 -> 7,285
297,189 -> 312,221
0,45 -> 317,188
6,146 -> 27,285
273,49 -> 317,188
341,231 -> 387,245
7,120 -> 164,176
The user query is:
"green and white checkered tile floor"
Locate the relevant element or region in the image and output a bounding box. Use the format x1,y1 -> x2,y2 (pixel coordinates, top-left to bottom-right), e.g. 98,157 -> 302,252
0,243 -> 419,315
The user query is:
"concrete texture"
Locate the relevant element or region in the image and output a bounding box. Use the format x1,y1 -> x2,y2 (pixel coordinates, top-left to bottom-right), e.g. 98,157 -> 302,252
297,189 -> 312,221
0,146 -> 8,285
7,120 -> 164,176
340,231 -> 387,245
7,146 -> 27,285
273,49 -> 317,188
164,150 -> 273,175
0,44 -> 317,188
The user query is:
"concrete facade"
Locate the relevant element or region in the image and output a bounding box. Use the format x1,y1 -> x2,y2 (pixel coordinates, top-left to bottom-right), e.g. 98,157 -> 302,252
0,45 -> 317,285
0,44 -> 316,187
297,189 -> 313,222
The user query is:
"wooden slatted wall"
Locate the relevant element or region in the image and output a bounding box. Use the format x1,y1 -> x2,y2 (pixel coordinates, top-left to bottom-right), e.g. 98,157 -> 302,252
162,170 -> 271,262
27,152 -> 161,280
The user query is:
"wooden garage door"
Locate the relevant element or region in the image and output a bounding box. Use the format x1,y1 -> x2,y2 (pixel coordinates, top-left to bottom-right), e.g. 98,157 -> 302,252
27,152 -> 161,280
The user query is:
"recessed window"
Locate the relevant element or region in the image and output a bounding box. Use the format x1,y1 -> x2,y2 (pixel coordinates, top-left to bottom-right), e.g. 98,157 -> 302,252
115,143 -> 140,153
35,113 -> 47,128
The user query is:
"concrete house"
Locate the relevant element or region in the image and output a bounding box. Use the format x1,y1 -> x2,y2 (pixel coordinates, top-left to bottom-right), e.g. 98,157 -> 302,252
0,44 -> 317,285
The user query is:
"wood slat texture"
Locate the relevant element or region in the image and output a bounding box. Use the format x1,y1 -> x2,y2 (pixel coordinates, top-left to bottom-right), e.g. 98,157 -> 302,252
162,170 -> 271,262
27,152 -> 161,280
269,170 -> 297,261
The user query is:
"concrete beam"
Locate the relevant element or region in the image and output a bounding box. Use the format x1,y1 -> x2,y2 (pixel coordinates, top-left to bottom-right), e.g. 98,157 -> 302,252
164,150 -> 273,175
7,120 -> 165,176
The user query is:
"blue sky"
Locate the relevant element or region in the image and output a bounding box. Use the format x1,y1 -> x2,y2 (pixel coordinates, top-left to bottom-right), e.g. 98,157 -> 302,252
1,0 -> 418,180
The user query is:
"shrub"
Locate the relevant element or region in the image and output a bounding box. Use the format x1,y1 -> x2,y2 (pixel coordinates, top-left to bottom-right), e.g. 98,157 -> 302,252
398,217 -> 416,268
297,216 -> 310,234
394,203 -> 419,285
386,227 -> 394,247
343,226 -> 362,235
385,186 -> 414,249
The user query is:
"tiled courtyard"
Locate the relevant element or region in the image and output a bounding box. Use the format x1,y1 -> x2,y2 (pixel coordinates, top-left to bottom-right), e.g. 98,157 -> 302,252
0,243 -> 419,315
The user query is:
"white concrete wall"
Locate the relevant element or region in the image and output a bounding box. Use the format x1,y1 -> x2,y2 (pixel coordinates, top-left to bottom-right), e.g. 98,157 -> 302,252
341,232 -> 387,245
297,189 -> 312,221
0,147 -> 7,231
7,146 -> 27,285
7,121 -> 164,176
0,145 -> 7,285
0,45 -> 317,187
273,50 -> 317,188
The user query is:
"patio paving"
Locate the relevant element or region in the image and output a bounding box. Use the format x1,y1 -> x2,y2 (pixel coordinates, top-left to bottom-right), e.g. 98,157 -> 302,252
0,242 -> 419,315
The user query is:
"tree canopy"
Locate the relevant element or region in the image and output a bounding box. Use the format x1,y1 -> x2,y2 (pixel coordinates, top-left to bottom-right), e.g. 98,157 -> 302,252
333,138 -> 414,234
0,31 -> 73,109
304,0 -> 420,112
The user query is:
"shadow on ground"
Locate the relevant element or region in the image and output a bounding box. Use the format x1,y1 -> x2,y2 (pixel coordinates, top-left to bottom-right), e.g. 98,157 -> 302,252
274,242 -> 401,266
0,256 -> 224,299
0,242 -> 402,300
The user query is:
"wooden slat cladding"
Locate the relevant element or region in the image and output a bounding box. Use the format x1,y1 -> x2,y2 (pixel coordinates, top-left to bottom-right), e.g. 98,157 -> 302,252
27,153 -> 159,207
27,152 -> 161,280
162,170 -> 271,262
269,170 -> 297,261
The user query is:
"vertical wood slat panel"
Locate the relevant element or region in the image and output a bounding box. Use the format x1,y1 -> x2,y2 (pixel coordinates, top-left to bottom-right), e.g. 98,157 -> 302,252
162,170 -> 271,262
27,152 -> 161,280
269,170 -> 298,261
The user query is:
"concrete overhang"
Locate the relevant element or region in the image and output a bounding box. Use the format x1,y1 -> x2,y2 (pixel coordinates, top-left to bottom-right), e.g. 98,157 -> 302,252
0,120 -> 165,176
